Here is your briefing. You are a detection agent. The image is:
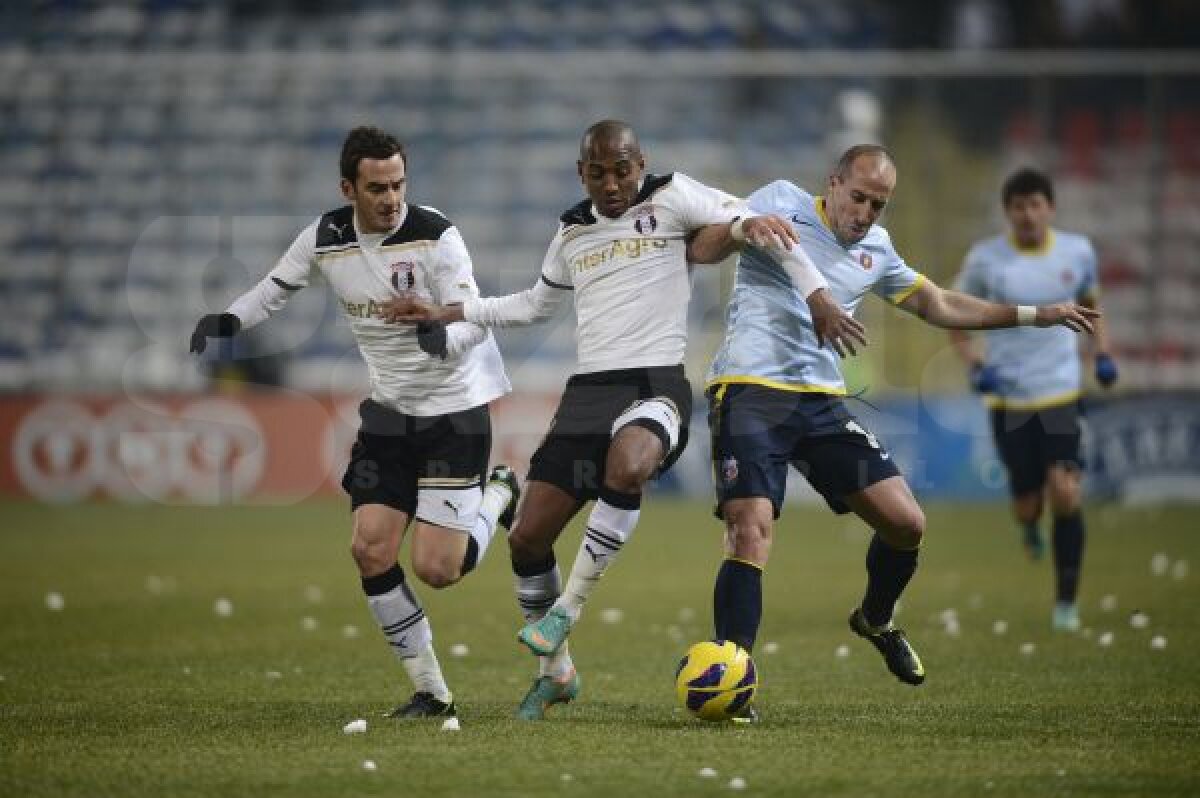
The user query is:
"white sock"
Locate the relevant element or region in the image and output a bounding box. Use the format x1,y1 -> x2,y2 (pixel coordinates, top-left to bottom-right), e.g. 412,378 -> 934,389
401,642 -> 451,703
363,565 -> 449,702
468,480 -> 512,566
514,560 -> 573,678
543,643 -> 575,680
556,493 -> 641,621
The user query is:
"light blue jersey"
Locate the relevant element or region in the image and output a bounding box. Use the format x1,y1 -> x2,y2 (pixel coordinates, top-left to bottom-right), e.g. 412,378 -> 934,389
955,230 -> 1098,409
707,180 -> 925,395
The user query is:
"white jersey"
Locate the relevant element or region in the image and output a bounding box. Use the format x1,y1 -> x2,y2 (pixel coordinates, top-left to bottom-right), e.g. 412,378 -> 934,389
227,203 -> 510,416
464,173 -> 752,374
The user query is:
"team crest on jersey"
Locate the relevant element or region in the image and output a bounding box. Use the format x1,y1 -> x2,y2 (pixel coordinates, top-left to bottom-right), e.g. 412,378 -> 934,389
633,205 -> 658,235
858,251 -> 873,270
720,456 -> 739,485
1061,269 -> 1075,286
389,261 -> 416,292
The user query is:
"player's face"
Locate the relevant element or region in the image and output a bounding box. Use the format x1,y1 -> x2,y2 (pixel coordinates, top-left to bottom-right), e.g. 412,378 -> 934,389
826,156 -> 895,247
578,139 -> 645,219
1005,192 -> 1054,249
342,155 -> 407,233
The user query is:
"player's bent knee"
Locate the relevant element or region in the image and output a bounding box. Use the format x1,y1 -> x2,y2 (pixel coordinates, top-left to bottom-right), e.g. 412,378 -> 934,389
349,537 -> 394,576
603,453 -> 654,493
1048,484 -> 1081,516
508,523 -> 552,564
722,501 -> 774,562
1046,466 -> 1081,511
728,524 -> 772,564
411,557 -> 461,590
882,505 -> 925,550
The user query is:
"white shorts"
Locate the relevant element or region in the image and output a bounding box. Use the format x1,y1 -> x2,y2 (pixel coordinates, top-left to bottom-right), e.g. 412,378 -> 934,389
414,483 -> 483,533
611,397 -> 682,456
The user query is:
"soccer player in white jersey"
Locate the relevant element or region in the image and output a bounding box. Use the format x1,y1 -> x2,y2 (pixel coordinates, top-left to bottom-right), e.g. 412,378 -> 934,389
688,146 -> 1099,708
950,168 -> 1118,632
386,119 -> 864,719
188,127 -> 519,719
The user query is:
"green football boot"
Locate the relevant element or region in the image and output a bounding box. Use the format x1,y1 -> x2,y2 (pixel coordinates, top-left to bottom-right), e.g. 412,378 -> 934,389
516,670 -> 582,720
518,606 -> 574,656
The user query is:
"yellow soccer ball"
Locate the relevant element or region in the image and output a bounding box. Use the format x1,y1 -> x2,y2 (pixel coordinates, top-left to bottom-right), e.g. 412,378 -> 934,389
674,640 -> 758,721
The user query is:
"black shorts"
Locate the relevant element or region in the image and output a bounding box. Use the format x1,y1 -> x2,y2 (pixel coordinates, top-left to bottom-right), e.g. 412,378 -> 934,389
708,383 -> 901,517
341,399 -> 491,514
527,365 -> 693,502
990,401 -> 1084,497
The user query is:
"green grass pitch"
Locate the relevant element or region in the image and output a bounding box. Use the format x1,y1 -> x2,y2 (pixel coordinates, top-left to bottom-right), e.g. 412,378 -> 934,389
1,499 -> 1198,797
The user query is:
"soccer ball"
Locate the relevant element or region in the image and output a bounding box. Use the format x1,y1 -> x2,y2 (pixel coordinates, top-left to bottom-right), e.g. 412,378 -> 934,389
674,640 -> 758,721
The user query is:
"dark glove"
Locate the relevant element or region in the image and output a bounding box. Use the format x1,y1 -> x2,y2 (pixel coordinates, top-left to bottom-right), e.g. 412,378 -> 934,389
969,363 -> 1001,394
189,313 -> 241,354
416,321 -> 447,360
1095,353 -> 1118,387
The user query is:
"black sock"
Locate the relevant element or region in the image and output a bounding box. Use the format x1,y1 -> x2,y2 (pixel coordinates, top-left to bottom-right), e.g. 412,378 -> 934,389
512,551 -> 556,578
1053,512 -> 1085,603
861,534 -> 919,628
361,564 -> 406,597
713,558 -> 762,651
459,536 -> 480,576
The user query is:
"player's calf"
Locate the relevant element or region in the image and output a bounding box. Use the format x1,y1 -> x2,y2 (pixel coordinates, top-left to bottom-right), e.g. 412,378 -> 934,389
874,505 -> 925,551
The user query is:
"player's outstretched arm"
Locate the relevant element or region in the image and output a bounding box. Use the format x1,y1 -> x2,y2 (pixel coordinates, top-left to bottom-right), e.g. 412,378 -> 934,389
382,277 -> 567,329
191,225 -> 313,354
897,280 -> 1099,333
686,215 -> 798,264
189,274 -> 299,354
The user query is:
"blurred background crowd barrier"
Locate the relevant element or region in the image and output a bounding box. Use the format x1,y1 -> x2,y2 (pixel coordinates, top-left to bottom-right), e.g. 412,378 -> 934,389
1,1 -> 1197,504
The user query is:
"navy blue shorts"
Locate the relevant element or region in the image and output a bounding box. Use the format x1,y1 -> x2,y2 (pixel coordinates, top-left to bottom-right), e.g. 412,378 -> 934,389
989,402 -> 1084,497
707,383 -> 901,517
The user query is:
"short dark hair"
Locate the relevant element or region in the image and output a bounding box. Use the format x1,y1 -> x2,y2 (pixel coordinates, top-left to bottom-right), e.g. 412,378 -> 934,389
340,126 -> 406,182
579,119 -> 640,160
835,144 -> 892,178
1002,168 -> 1055,206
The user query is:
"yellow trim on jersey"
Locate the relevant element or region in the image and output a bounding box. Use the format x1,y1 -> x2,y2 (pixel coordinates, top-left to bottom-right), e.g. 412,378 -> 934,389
417,477 -> 482,488
379,241 -> 433,253
315,240 -> 431,262
985,389 -> 1081,411
1007,229 -> 1056,256
314,247 -> 364,261
726,557 -> 764,571
887,272 -> 927,305
815,196 -> 832,231
707,375 -> 847,396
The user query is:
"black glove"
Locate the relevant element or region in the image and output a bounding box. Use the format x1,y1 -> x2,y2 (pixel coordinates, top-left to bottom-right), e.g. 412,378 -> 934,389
415,321 -> 448,360
189,313 -> 241,354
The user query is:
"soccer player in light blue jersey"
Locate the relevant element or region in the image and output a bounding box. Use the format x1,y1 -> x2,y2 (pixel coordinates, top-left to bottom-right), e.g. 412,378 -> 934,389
950,168 -> 1118,632
687,146 -> 1099,705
